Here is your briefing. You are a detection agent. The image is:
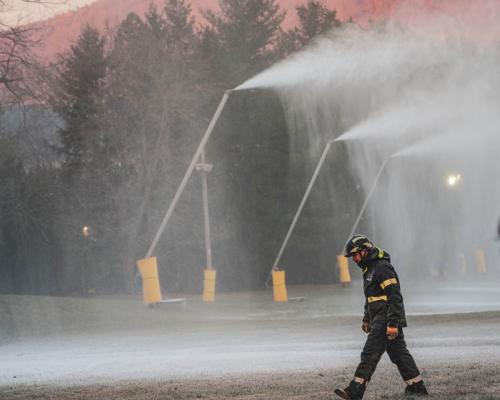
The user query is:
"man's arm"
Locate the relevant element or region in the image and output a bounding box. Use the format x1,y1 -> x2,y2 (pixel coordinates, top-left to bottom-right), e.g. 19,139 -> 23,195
363,300 -> 369,322
361,300 -> 370,333
376,265 -> 404,338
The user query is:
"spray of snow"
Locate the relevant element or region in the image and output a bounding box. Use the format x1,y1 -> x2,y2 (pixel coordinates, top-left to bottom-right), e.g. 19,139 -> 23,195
236,1 -> 500,276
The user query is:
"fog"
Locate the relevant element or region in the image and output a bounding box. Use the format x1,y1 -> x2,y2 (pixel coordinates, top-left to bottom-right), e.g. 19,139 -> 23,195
2,1 -> 500,394
2,283 -> 500,387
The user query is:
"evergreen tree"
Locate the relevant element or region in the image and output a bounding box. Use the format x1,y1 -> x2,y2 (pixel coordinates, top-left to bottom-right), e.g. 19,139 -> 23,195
202,0 -> 285,86
145,4 -> 167,40
164,0 -> 196,50
296,0 -> 341,44
52,25 -> 107,171
278,0 -> 342,56
50,25 -> 111,295
199,1 -> 293,288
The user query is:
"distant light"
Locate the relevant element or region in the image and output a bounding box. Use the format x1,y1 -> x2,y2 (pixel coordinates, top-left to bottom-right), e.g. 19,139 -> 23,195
446,174 -> 461,187
82,226 -> 90,237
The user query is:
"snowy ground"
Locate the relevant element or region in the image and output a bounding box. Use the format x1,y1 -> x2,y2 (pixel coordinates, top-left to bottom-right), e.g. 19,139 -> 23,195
1,281 -> 500,399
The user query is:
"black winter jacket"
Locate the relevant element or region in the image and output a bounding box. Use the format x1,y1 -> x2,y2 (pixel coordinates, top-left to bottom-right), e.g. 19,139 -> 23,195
359,248 -> 407,328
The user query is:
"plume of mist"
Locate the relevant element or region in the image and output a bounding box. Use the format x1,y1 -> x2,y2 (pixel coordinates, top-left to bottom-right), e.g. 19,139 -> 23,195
237,2 -> 500,277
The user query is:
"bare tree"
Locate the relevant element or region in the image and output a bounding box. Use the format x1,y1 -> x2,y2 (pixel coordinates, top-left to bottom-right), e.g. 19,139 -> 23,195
0,23 -> 38,105
0,1 -> 69,105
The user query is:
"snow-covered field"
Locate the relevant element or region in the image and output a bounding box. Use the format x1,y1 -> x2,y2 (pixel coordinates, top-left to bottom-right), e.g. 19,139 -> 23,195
1,282 -> 500,399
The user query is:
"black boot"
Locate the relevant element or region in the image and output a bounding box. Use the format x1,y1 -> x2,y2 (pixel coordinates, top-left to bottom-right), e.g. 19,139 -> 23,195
334,380 -> 367,400
405,380 -> 428,396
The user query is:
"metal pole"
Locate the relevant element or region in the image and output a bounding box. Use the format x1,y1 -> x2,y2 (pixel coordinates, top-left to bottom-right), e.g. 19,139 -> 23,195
146,91 -> 231,258
347,157 -> 389,240
200,151 -> 213,269
270,139 -> 335,272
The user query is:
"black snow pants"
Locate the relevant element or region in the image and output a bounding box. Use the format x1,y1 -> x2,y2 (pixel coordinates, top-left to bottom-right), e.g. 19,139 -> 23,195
354,321 -> 420,382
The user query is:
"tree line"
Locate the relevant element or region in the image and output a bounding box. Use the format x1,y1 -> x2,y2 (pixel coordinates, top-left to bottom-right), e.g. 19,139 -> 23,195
0,0 -> 356,296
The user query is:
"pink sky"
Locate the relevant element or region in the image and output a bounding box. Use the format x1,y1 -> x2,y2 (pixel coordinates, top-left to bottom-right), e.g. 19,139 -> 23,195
9,0 -> 499,60
22,0 -> 387,59
2,0 -> 377,26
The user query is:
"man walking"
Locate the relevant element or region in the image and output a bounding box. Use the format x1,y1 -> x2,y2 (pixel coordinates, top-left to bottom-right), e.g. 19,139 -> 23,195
334,234 -> 428,399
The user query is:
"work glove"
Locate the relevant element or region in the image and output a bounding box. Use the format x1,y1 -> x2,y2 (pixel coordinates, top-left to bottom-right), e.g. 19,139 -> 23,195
387,326 -> 398,340
361,321 -> 370,333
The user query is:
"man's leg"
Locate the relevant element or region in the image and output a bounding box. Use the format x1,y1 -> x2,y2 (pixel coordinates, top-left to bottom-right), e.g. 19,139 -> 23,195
335,321 -> 387,399
386,328 -> 428,395
354,320 -> 388,380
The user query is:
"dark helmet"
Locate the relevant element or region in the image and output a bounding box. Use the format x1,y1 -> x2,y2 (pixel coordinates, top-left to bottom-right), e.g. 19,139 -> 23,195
343,234 -> 374,257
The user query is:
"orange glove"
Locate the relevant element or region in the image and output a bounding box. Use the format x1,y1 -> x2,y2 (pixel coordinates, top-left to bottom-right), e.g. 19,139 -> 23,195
387,326 -> 398,340
361,321 -> 371,333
